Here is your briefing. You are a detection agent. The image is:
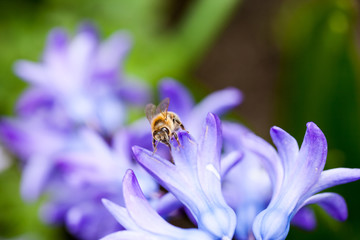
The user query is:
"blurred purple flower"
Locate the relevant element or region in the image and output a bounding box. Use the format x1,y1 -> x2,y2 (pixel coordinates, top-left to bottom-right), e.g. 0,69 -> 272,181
102,170 -> 214,240
251,122 -> 360,240
133,113 -> 236,239
14,23 -> 150,134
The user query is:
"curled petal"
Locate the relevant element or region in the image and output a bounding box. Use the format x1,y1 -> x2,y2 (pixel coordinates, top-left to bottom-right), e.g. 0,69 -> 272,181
301,192 -> 348,221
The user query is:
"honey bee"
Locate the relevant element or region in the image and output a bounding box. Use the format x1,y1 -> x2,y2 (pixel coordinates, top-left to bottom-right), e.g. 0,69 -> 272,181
145,98 -> 187,153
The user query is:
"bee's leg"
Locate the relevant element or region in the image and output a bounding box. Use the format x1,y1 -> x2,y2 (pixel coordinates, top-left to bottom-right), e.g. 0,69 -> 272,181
172,132 -> 181,147
152,139 -> 157,155
176,120 -> 189,133
164,141 -> 172,152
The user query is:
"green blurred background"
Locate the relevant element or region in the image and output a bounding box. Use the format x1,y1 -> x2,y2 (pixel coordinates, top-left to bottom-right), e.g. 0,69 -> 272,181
0,0 -> 359,239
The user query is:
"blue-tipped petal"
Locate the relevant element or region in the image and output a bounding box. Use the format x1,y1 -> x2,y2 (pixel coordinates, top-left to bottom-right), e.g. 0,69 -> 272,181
159,78 -> 194,117
301,192 -> 348,221
43,28 -> 68,64
295,122 -> 327,190
270,126 -> 299,174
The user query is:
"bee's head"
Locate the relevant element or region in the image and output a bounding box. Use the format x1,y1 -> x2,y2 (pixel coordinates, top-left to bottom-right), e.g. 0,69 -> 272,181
154,127 -> 170,142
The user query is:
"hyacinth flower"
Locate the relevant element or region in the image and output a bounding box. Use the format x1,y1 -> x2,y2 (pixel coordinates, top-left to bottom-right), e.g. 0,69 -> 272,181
250,122 -> 360,240
159,78 -> 242,139
102,169 -> 214,240
222,122 -> 317,239
14,23 -> 150,134
132,113 -> 237,239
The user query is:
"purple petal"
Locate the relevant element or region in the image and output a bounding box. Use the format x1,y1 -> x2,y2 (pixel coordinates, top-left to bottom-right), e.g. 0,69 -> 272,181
94,31 -> 132,81
154,193 -> 183,217
301,192 -> 348,221
20,155 -> 53,202
309,168 -> 360,196
16,88 -> 55,116
291,207 -> 316,231
101,231 -> 155,240
102,199 -> 140,231
96,96 -> 127,133
132,146 -> 179,190
192,88 -> 242,117
186,88 -> 242,139
159,78 -> 194,118
122,169 -> 185,235
77,22 -> 99,40
239,127 -> 283,198
112,129 -> 133,166
67,26 -> 98,86
170,132 -> 198,171
270,126 -> 299,174
43,28 -> 68,64
66,201 -> 120,240
221,151 -> 243,177
13,60 -> 48,85
133,142 -> 204,213
0,119 -> 31,159
291,122 -> 327,198
117,80 -> 151,106
197,113 -> 223,199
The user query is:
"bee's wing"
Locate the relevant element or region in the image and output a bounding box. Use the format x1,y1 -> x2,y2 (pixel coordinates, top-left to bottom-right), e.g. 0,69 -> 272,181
145,103 -> 156,123
156,98 -> 170,116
